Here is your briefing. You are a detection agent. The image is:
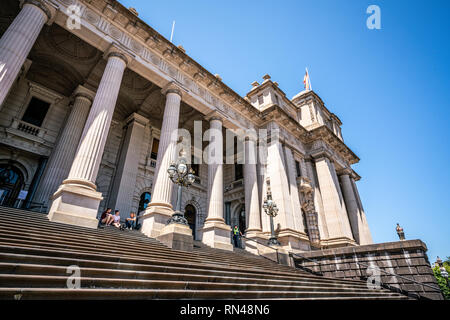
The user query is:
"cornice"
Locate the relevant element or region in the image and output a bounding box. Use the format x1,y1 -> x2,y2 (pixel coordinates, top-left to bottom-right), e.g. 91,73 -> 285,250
306,125 -> 359,165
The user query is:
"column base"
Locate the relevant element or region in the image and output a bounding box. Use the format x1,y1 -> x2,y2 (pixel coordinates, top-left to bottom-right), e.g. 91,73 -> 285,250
243,231 -> 265,255
259,244 -> 294,267
320,236 -> 357,248
47,183 -> 102,229
140,203 -> 173,238
263,229 -> 311,252
201,220 -> 233,251
156,222 -> 194,252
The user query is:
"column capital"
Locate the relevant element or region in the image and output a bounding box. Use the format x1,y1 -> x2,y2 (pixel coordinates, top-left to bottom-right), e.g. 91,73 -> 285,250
72,85 -> 95,103
311,149 -> 333,162
204,110 -> 226,123
336,167 -> 352,176
104,43 -> 134,66
161,81 -> 183,98
125,112 -> 149,127
20,0 -> 57,23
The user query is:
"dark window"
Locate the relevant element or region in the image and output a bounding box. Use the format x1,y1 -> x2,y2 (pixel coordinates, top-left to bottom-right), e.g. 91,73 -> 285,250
295,161 -> 302,177
225,202 -> 231,225
235,163 -> 243,180
302,211 -> 309,236
191,155 -> 199,177
150,139 -> 159,160
274,94 -> 279,105
21,97 -> 50,127
257,94 -> 264,105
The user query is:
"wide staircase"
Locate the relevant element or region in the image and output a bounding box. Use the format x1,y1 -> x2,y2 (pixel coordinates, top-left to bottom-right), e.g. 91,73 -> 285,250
0,207 -> 409,300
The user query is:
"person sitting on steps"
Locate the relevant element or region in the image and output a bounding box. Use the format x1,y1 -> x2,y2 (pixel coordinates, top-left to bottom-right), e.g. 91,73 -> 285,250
125,212 -> 137,230
110,210 -> 121,228
99,208 -> 112,227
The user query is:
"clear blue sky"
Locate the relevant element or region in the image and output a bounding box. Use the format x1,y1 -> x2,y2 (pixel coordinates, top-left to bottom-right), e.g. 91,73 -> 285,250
118,0 -> 450,261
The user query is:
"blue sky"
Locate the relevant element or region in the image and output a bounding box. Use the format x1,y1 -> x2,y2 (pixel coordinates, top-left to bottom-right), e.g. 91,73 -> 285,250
118,0 -> 450,261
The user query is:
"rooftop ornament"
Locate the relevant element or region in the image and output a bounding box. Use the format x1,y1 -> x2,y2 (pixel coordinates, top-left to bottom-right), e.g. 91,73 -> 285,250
396,223 -> 405,241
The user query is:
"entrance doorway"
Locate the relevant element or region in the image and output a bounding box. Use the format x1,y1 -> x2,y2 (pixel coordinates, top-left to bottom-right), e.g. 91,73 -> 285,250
0,164 -> 24,207
184,204 -> 196,240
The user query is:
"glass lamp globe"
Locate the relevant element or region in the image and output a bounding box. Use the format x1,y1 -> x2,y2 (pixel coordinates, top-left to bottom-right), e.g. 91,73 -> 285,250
177,162 -> 187,175
167,164 -> 177,177
186,173 -> 195,184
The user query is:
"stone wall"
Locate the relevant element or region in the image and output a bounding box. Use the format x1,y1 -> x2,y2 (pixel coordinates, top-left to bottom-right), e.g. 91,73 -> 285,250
292,240 -> 443,300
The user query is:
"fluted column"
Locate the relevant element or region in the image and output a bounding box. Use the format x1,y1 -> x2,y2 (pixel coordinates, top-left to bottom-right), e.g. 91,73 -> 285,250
314,155 -> 355,246
350,177 -> 373,244
66,54 -> 127,184
244,136 -> 261,234
48,49 -> 129,228
149,89 -> 182,207
283,146 -> 306,234
205,118 -> 224,223
141,83 -> 182,238
339,173 -> 362,244
201,116 -> 232,251
34,85 -> 94,206
0,0 -> 54,110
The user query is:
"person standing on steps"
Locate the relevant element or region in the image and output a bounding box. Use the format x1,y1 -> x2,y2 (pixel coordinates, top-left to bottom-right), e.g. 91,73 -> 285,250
233,225 -> 242,248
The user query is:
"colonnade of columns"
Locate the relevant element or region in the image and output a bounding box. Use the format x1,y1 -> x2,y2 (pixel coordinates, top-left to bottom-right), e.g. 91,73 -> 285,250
0,0 -> 372,250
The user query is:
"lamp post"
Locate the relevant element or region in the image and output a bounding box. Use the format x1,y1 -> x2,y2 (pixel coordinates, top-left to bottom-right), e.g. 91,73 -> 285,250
166,157 -> 196,225
263,185 -> 280,246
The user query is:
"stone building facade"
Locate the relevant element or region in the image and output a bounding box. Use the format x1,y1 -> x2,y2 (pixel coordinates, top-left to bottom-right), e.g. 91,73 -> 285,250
0,0 -> 373,253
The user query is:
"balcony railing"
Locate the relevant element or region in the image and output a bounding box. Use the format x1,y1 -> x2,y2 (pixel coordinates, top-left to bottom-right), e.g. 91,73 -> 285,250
10,118 -> 46,138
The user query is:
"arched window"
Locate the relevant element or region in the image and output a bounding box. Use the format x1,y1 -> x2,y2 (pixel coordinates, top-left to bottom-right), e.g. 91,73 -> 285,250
138,192 -> 151,214
0,164 -> 24,207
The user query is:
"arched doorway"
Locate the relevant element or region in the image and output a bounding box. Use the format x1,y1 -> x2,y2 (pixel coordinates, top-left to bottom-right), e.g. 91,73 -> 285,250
0,164 -> 24,207
239,207 -> 246,234
138,192 -> 151,213
184,204 -> 196,240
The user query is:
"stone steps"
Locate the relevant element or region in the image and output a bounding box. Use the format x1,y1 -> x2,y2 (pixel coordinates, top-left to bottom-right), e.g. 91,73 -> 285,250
0,288 -> 406,300
0,210 -> 296,272
0,262 -> 371,289
0,207 -> 409,300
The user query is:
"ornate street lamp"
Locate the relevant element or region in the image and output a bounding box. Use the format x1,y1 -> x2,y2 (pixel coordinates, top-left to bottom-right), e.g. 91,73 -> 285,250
263,185 -> 280,246
166,156 -> 196,225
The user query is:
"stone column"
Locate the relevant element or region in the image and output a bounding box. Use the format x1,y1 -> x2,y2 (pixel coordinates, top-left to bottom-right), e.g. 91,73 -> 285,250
283,146 -> 306,235
201,116 -> 232,251
108,113 -> 149,216
244,136 -> 261,236
141,83 -> 182,238
305,159 -> 329,239
263,125 -> 301,252
350,177 -> 373,244
34,85 -> 94,206
0,0 -> 54,110
314,155 -> 355,246
339,172 -> 363,244
48,48 -> 129,228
